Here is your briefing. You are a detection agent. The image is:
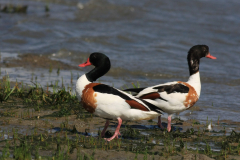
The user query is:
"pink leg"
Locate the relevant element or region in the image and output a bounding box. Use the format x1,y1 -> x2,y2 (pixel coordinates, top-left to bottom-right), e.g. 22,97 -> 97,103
167,115 -> 172,132
158,116 -> 164,129
101,120 -> 109,138
105,118 -> 122,141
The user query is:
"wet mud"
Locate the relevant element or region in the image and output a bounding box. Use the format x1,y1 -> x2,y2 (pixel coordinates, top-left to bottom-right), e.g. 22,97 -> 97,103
0,77 -> 240,160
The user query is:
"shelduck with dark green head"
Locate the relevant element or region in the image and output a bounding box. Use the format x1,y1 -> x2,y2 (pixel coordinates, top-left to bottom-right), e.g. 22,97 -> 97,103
76,52 -> 163,141
124,45 -> 216,132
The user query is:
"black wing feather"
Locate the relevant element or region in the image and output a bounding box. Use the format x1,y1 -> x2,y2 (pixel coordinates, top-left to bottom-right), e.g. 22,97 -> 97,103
153,84 -> 189,94
123,87 -> 146,93
93,84 -> 131,100
140,99 -> 163,114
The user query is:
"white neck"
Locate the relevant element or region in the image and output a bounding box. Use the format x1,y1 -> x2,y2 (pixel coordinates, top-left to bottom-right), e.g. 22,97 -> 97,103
75,74 -> 91,101
187,72 -> 201,97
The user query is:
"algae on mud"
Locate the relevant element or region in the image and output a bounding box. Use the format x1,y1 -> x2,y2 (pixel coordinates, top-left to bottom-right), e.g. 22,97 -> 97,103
0,75 -> 240,159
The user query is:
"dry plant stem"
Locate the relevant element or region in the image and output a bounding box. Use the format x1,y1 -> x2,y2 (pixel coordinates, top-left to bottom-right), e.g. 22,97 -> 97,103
101,120 -> 109,138
158,116 -> 164,129
105,117 -> 122,141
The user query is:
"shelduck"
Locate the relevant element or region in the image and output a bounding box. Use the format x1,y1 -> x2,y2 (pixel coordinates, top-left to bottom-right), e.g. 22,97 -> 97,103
124,45 -> 216,132
76,52 -> 163,141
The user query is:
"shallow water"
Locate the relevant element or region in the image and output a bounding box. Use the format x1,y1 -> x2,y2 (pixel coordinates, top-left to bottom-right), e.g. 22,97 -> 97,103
0,0 -> 240,122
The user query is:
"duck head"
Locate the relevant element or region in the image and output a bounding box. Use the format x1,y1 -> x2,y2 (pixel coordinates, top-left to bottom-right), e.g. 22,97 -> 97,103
79,52 -> 111,82
187,45 -> 216,75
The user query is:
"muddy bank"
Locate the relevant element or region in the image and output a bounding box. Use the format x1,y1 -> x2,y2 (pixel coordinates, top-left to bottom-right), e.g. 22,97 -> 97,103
0,97 -> 240,160
0,70 -> 240,159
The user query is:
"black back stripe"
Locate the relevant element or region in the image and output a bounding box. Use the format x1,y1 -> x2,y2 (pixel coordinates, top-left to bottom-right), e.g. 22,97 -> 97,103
123,87 -> 146,93
93,84 -> 132,100
153,83 -> 189,94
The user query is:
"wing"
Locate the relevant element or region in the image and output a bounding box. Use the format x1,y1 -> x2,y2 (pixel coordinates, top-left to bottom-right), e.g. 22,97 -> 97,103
134,81 -> 199,108
93,84 -> 163,114
132,82 -> 190,103
153,83 -> 189,94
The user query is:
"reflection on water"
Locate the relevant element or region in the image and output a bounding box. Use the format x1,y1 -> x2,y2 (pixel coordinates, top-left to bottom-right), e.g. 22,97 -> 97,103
0,0 -> 240,122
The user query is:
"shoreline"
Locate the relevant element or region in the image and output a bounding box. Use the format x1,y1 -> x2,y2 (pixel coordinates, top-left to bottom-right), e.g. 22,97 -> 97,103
0,76 -> 239,159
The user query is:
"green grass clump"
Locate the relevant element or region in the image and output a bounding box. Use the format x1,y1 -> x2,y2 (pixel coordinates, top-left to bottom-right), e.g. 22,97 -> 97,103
14,140 -> 32,160
0,75 -> 16,102
0,74 -> 83,119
